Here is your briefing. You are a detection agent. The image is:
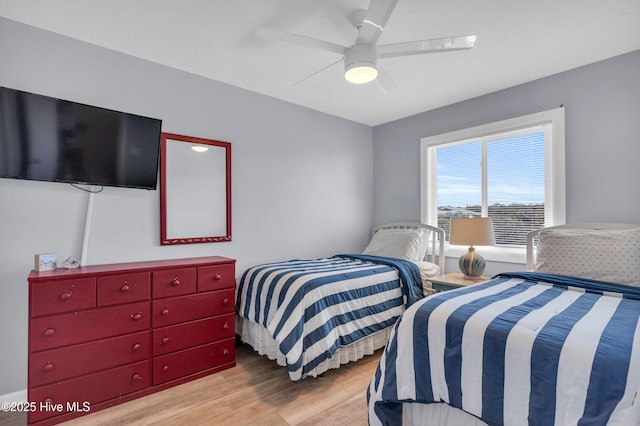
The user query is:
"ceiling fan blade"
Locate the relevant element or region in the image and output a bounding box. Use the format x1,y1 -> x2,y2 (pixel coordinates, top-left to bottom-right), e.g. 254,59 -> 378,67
356,0 -> 398,46
293,58 -> 344,87
374,63 -> 398,94
255,27 -> 346,55
377,35 -> 477,59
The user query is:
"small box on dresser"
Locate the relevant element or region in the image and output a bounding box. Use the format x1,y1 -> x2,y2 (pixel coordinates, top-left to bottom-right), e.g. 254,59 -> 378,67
27,256 -> 236,425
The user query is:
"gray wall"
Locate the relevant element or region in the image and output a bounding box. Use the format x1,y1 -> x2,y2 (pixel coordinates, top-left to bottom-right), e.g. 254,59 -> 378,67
0,18 -> 373,395
372,50 -> 640,276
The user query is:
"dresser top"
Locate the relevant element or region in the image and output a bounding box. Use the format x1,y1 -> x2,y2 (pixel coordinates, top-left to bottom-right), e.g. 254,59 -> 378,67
29,256 -> 235,281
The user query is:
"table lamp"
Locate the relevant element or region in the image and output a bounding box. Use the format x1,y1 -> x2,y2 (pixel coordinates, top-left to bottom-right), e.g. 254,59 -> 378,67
449,217 -> 495,278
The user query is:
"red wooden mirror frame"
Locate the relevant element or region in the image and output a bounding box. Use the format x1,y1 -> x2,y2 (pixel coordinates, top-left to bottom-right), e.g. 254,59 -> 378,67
159,132 -> 231,245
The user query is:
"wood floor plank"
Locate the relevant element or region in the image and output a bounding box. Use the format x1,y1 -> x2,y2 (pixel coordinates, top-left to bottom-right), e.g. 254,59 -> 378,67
346,413 -> 370,426
295,390 -> 369,426
276,366 -> 375,425
1,344 -> 383,426
0,412 -> 26,426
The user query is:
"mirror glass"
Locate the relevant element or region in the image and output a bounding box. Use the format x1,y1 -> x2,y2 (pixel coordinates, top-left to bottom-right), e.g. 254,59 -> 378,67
160,133 -> 231,245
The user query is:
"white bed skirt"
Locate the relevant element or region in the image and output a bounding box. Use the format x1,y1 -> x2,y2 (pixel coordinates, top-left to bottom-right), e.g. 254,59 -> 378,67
236,315 -> 392,378
400,403 -> 489,426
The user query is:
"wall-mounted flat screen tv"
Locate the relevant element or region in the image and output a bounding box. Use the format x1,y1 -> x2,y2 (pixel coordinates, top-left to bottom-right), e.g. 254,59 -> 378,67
0,86 -> 162,189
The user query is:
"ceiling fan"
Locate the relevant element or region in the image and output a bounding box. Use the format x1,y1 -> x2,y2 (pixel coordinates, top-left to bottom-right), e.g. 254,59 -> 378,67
256,0 -> 477,86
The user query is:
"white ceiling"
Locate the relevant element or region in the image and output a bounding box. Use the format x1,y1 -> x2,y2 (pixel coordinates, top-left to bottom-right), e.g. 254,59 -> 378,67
1,0 -> 639,126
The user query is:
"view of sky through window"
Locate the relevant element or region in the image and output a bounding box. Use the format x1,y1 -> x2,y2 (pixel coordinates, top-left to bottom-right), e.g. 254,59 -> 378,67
435,132 -> 545,245
437,133 -> 545,208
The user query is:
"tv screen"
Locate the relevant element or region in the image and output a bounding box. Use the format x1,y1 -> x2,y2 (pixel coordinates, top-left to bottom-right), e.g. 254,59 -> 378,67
0,86 -> 162,189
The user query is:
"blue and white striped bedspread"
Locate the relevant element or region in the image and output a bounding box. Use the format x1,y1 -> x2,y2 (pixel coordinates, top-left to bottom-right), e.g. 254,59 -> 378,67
236,255 -> 423,382
368,272 -> 640,426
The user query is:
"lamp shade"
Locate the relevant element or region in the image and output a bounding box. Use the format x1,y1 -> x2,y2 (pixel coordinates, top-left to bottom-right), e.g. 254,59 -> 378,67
449,217 -> 495,246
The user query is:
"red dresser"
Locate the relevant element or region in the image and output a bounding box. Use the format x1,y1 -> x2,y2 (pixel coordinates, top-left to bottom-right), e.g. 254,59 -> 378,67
27,256 -> 236,425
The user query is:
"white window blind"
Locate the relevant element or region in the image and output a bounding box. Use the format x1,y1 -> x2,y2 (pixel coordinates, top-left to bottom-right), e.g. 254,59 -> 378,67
432,127 -> 546,246
421,108 -> 565,260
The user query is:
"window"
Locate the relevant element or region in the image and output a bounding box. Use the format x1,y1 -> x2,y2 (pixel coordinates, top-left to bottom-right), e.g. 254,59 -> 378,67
420,108 -> 565,263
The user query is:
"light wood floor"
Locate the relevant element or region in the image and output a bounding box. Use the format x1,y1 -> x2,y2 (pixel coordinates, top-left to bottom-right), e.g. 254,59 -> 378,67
0,344 -> 382,426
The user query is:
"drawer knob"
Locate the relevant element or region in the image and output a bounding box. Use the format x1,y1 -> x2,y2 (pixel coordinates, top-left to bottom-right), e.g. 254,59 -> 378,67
120,285 -> 131,293
222,297 -> 229,305
43,328 -> 56,337
161,337 -> 171,345
43,398 -> 54,404
222,321 -> 229,330
171,278 -> 180,287
132,343 -> 142,352
131,312 -> 143,321
213,273 -> 222,281
222,348 -> 230,356
60,292 -> 72,301
161,309 -> 169,316
43,363 -> 54,372
132,373 -> 143,382
162,365 -> 170,373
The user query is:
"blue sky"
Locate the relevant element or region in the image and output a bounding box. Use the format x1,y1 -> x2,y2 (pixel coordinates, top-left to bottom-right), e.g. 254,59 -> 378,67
437,133 -> 545,207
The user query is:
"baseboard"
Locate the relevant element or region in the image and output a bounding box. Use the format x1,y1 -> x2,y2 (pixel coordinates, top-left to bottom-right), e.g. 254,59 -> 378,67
0,389 -> 27,404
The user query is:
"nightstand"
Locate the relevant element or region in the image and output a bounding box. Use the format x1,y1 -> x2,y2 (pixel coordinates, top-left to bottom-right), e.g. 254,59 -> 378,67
429,272 -> 490,292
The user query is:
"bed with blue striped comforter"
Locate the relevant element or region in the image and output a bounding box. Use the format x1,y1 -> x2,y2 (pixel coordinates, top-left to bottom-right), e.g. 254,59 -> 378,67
236,255 -> 423,382
368,272 -> 640,426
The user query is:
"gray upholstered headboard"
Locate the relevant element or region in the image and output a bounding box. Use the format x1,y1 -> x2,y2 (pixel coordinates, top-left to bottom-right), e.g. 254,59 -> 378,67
526,222 -> 640,270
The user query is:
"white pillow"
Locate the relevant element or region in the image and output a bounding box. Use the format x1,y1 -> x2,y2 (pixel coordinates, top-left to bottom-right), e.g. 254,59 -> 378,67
414,260 -> 440,278
363,228 -> 427,262
535,227 -> 640,286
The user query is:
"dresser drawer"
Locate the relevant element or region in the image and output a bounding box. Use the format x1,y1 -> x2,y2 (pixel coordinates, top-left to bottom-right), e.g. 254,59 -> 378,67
30,301 -> 150,351
153,338 -> 235,385
30,331 -> 149,387
153,268 -> 196,298
97,272 -> 150,306
153,313 -> 234,356
31,278 -> 96,317
28,360 -> 149,423
152,288 -> 234,327
198,263 -> 235,292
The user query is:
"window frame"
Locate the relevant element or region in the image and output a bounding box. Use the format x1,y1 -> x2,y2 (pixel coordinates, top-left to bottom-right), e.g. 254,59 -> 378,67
420,107 -> 566,264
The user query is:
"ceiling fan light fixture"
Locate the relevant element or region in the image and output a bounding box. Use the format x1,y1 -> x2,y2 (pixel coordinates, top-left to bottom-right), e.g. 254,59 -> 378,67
345,63 -> 378,84
344,44 -> 378,84
255,0 -> 477,87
